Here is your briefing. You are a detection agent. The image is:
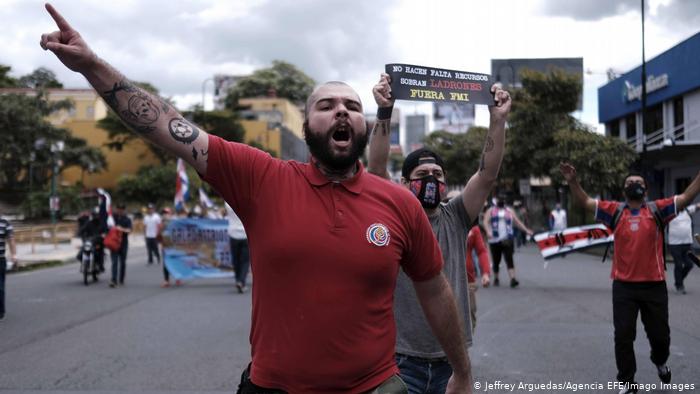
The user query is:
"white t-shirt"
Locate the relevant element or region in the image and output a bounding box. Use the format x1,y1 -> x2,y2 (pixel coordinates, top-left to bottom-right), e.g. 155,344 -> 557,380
667,205 -> 696,245
143,213 -> 162,239
225,203 -> 247,240
551,209 -> 567,231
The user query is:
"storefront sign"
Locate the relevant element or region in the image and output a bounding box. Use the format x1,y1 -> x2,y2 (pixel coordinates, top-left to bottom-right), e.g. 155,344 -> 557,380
623,73 -> 669,102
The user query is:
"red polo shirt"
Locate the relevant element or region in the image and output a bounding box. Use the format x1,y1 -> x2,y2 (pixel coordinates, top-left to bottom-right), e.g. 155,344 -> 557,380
202,135 -> 443,393
595,197 -> 676,282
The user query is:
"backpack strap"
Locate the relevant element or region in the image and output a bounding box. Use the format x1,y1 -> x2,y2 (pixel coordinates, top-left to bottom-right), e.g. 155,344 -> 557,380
603,203 -> 625,263
610,203 -> 626,231
647,201 -> 668,269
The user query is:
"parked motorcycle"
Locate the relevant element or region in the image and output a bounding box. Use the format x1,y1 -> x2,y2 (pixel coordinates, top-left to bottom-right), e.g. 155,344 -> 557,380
79,238 -> 102,285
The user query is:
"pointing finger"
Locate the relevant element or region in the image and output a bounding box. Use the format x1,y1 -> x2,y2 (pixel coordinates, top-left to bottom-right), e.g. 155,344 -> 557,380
46,3 -> 74,32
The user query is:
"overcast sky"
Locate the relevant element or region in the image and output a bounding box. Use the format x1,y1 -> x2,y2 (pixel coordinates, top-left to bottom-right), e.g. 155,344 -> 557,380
1,0 -> 698,132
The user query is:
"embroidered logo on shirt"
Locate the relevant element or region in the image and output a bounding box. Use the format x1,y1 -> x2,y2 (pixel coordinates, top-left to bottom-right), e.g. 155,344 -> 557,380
366,223 -> 390,247
629,218 -> 640,232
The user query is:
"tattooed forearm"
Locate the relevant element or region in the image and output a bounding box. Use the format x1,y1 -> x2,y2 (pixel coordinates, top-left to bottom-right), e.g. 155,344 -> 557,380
169,118 -> 200,144
372,120 -> 390,136
483,135 -> 494,152
479,153 -> 486,172
101,78 -> 161,133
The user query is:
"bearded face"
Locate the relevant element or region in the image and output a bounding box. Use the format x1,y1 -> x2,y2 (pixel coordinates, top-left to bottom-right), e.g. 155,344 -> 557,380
304,121 -> 368,171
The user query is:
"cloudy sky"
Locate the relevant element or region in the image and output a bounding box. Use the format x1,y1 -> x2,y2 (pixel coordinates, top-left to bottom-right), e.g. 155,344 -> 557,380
2,0 -> 699,131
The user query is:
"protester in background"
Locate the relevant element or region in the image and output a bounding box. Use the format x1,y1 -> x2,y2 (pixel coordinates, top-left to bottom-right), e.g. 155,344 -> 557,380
549,202 -> 568,232
109,203 -> 132,288
159,207 -> 181,287
483,195 -> 533,288
0,214 -> 17,321
512,200 -> 528,248
225,203 -> 249,293
667,202 -> 700,294
143,203 -> 162,265
561,162 -> 700,393
466,225 -> 490,333
78,206 -> 106,272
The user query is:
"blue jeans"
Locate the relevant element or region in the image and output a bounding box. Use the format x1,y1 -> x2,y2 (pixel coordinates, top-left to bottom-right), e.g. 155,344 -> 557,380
396,354 -> 452,394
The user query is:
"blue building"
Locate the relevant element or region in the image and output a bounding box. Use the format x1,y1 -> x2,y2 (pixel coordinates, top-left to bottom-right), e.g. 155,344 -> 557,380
598,31 -> 700,198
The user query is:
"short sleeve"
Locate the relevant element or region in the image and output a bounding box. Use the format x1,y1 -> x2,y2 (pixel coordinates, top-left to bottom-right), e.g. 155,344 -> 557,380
444,194 -> 474,229
201,134 -> 278,217
654,196 -> 677,224
401,201 -> 444,282
688,205 -> 697,215
595,200 -> 620,227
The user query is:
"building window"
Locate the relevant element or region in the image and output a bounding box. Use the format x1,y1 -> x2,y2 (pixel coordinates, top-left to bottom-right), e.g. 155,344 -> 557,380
643,103 -> 663,136
86,105 -> 94,118
608,120 -> 620,138
673,97 -> 684,141
68,107 -> 76,118
626,114 -> 636,137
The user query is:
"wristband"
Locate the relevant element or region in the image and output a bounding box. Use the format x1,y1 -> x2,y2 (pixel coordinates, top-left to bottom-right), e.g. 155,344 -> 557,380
377,106 -> 393,121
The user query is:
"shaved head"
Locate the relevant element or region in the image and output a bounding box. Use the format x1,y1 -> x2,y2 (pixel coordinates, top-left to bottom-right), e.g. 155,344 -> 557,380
305,81 -> 359,118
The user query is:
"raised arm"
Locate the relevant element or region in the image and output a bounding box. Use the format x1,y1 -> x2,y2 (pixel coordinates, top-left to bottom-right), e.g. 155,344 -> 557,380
559,162 -> 596,213
367,73 -> 394,179
461,84 -> 511,221
40,4 -> 209,175
482,207 -> 493,240
413,273 -> 472,394
676,171 -> 700,211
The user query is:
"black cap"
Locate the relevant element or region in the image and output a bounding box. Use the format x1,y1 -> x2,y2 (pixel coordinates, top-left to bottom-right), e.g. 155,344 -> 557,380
401,148 -> 445,179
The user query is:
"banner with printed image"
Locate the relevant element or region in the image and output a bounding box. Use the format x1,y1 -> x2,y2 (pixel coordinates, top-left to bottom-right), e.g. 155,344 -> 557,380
163,218 -> 233,280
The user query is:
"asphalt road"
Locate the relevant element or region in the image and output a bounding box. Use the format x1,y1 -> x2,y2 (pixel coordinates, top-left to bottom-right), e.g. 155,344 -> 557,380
1,244 -> 699,393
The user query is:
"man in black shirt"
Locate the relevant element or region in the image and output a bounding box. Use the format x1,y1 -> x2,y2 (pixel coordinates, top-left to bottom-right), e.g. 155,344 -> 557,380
109,204 -> 132,288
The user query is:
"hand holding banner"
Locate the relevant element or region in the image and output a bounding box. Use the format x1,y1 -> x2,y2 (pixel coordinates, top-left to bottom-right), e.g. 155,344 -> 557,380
385,63 -> 494,105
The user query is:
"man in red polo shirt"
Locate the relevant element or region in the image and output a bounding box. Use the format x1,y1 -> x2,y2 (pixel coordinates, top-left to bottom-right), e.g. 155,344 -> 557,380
40,5 -> 472,393
560,163 -> 700,394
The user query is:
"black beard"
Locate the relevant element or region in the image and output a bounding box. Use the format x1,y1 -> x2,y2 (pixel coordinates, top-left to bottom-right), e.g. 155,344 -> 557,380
304,123 -> 368,171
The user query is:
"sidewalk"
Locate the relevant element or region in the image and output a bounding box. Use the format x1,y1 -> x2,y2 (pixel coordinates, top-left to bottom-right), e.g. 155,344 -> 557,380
14,236 -> 146,268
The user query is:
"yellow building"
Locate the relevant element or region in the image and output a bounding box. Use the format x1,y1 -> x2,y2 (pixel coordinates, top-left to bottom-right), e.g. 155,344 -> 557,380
1,88 -> 161,189
237,97 -> 308,161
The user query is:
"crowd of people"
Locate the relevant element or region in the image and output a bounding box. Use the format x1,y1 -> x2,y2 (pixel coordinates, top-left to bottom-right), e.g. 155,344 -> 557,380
0,3 -> 693,394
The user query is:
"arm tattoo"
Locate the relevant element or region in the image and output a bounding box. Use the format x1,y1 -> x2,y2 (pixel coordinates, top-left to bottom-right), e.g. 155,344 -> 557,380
372,120 -> 389,136
479,135 -> 494,172
483,135 -> 494,152
192,147 -> 198,161
192,147 -> 208,162
169,118 -> 200,144
102,79 -> 161,133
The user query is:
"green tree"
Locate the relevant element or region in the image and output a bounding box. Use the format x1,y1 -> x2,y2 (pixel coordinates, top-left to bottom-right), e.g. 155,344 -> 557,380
187,106 -> 245,143
505,69 -> 637,194
18,67 -> 63,89
246,140 -> 278,158
225,60 -> 316,108
0,91 -> 104,193
115,163 -> 203,207
0,64 -> 19,88
97,81 -> 172,164
422,127 -> 488,185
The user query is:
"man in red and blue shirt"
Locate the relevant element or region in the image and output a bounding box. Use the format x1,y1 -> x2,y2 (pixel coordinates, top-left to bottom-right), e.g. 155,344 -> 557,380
561,163 -> 700,394
39,6 -> 473,392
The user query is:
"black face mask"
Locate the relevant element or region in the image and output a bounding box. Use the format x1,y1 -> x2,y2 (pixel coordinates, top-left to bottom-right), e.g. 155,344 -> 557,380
496,200 -> 505,208
624,183 -> 646,201
409,175 -> 447,209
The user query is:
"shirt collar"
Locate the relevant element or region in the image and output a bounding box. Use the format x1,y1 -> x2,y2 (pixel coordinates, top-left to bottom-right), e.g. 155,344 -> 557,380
304,158 -> 365,195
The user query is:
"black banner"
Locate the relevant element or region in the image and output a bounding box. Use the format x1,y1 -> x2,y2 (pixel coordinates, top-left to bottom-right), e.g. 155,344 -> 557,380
385,63 -> 494,105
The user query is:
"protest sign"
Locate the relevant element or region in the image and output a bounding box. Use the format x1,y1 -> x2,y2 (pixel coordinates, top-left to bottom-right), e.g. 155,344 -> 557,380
386,63 -> 494,105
